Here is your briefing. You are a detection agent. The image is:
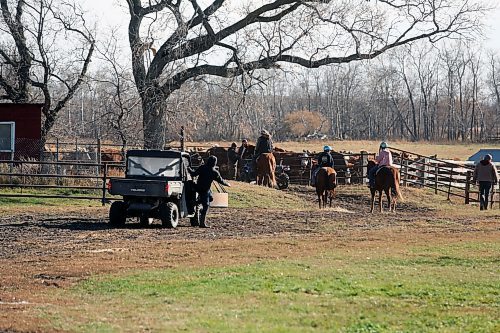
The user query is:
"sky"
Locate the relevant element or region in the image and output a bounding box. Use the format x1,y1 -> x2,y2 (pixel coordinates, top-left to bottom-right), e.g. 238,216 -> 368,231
83,0 -> 500,52
483,4 -> 500,51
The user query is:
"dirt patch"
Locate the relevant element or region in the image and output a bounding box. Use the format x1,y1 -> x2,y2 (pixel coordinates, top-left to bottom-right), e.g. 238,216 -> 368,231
0,188 -> 499,331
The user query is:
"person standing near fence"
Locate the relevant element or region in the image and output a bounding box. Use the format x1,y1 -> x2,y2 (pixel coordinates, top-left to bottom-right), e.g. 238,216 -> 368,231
227,142 -> 239,180
473,154 -> 498,210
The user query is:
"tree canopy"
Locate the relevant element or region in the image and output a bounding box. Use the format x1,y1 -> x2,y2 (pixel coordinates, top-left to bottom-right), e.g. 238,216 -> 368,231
125,0 -> 487,148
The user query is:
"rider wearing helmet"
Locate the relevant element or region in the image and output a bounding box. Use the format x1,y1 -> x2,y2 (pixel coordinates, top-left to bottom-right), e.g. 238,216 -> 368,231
317,145 -> 334,168
368,141 -> 393,188
311,145 -> 334,186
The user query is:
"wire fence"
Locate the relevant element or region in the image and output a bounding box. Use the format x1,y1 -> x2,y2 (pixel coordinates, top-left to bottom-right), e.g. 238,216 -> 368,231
0,159 -> 124,204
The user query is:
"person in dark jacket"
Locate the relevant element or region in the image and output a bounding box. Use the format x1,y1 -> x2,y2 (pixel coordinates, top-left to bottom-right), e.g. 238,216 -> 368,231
237,139 -> 250,160
252,130 -> 273,177
253,129 -> 273,159
316,145 -> 334,168
227,142 -> 239,180
190,156 -> 231,228
473,154 -> 499,210
311,145 -> 334,186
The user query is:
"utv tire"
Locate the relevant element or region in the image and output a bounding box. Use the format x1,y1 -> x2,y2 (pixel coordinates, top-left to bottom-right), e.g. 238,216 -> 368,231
160,202 -> 179,228
109,201 -> 126,227
277,173 -> 290,190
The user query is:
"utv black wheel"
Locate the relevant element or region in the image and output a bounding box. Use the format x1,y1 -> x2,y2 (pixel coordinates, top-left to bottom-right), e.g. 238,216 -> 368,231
277,173 -> 289,190
190,204 -> 202,227
160,202 -> 179,228
109,201 -> 126,227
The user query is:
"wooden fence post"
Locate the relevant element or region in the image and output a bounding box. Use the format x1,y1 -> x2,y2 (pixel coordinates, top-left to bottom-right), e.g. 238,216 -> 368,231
417,158 -> 426,187
403,159 -> 409,187
447,166 -> 453,201
308,157 -> 313,186
75,137 -> 79,160
101,163 -> 108,206
56,138 -> 61,185
360,151 -> 368,186
97,138 -> 101,172
465,170 -> 472,204
434,165 -> 439,194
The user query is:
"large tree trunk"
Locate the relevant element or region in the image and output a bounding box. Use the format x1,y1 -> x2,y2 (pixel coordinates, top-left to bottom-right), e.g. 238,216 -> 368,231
142,87 -> 168,149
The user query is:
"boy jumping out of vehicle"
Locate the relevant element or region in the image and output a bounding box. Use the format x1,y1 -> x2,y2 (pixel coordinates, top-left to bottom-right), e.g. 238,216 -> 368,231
190,156 -> 231,228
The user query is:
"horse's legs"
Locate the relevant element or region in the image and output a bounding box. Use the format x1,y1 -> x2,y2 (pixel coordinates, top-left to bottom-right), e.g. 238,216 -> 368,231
267,175 -> 272,188
317,193 -> 322,209
384,188 -> 391,211
323,192 -> 327,209
370,189 -> 376,213
378,191 -> 383,212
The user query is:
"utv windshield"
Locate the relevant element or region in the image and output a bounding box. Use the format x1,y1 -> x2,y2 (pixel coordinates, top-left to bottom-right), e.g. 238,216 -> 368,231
127,156 -> 181,178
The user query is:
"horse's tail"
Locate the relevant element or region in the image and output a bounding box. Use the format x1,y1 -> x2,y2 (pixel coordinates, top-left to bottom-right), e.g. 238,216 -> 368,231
392,168 -> 403,201
328,169 -> 337,190
269,154 -> 276,186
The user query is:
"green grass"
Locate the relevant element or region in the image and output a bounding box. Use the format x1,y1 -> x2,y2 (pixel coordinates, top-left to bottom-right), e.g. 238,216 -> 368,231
224,181 -> 313,210
0,188 -> 102,207
43,241 -> 500,333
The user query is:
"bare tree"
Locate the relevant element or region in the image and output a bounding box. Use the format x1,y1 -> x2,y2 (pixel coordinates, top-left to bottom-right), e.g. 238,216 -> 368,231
487,52 -> 500,139
124,0 -> 487,148
0,0 -> 95,146
91,32 -> 142,151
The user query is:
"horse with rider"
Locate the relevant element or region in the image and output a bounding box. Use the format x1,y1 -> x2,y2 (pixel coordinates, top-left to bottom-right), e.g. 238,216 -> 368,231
253,129 -> 276,187
367,141 -> 402,212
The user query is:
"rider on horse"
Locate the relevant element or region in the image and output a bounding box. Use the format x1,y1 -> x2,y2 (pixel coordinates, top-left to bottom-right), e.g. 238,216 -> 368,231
252,129 -> 273,181
311,145 -> 334,186
254,129 -> 273,160
368,141 -> 393,188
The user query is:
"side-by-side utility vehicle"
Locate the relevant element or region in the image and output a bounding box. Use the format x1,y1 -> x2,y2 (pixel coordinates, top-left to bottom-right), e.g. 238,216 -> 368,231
107,150 -> 198,228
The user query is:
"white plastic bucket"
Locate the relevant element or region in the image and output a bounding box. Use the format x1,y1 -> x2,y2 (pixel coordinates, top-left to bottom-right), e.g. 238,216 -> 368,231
211,192 -> 228,208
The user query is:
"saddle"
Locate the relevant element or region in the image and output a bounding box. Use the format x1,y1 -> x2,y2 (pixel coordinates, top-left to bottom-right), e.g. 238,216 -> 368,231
375,165 -> 391,176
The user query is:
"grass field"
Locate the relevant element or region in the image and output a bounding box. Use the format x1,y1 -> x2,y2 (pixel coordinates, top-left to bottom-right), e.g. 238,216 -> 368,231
44,238 -> 499,333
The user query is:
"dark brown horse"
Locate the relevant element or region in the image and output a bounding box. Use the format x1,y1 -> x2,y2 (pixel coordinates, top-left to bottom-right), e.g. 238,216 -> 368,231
315,167 -> 337,208
367,160 -> 403,213
256,153 -> 276,187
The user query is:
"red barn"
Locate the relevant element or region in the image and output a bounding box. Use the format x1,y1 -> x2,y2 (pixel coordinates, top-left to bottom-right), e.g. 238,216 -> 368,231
0,103 -> 43,160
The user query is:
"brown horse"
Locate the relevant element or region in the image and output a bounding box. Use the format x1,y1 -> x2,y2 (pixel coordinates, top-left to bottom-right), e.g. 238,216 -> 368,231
367,160 -> 403,213
315,167 -> 337,208
256,153 -> 276,187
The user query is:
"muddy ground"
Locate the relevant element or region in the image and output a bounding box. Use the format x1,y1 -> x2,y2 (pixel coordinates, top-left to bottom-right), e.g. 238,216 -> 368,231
0,186 -> 499,332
